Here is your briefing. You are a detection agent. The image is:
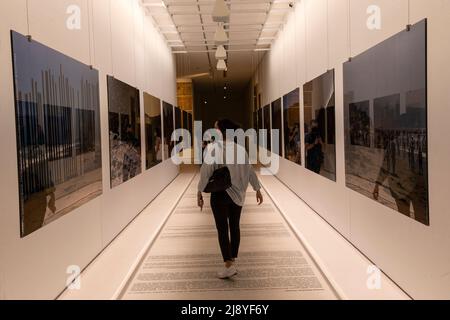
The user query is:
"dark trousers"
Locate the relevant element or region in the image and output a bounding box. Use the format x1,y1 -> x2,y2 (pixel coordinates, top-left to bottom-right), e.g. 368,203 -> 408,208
210,191 -> 243,262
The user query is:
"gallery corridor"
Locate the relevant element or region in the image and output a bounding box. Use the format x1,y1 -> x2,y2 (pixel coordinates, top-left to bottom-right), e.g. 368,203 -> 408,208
120,173 -> 337,300
58,167 -> 408,301
2,0 -> 449,304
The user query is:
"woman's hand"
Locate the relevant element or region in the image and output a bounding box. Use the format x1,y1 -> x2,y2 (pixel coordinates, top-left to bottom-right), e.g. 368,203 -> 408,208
197,192 -> 204,211
256,190 -> 264,205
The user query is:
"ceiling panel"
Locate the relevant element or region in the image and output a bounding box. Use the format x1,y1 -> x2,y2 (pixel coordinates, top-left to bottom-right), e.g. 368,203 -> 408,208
172,14 -> 202,25
144,0 -> 293,87
230,13 -> 266,24
230,3 -> 270,11
229,31 -> 260,40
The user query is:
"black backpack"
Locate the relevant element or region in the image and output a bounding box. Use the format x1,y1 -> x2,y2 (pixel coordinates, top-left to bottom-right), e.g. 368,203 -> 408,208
203,166 -> 232,193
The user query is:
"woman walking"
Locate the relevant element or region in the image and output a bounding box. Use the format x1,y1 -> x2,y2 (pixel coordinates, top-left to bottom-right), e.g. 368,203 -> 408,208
197,119 -> 263,279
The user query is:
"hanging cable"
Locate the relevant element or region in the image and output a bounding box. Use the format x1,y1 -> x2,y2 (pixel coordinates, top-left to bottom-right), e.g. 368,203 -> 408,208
347,0 -> 352,60
87,0 -> 94,68
109,0 -> 114,76
407,0 -> 411,30
294,5 -> 299,87
326,0 -> 330,71
26,0 -> 31,38
304,0 -> 308,80
133,2 -> 137,86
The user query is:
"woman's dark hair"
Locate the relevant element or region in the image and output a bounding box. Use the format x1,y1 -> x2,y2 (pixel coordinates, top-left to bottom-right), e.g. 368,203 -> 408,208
216,119 -> 240,137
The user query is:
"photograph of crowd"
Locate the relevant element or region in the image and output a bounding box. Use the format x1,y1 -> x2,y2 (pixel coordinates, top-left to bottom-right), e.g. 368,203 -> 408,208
107,76 -> 142,188
163,102 -> 175,159
144,93 -> 162,170
263,105 -> 271,151
271,99 -> 282,156
303,70 -> 336,182
344,19 -> 429,225
283,88 -> 301,165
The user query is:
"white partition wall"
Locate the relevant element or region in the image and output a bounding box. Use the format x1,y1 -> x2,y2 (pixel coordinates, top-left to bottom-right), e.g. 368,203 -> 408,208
252,0 -> 450,299
0,0 -> 178,299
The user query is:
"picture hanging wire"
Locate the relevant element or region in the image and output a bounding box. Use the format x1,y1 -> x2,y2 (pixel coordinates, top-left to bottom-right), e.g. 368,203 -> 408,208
25,0 -> 31,39
87,0 -> 94,69
294,6 -> 299,88
407,0 -> 412,31
132,2 -> 137,86
326,0 -> 330,71
251,52 -> 255,109
347,0 -> 352,61
109,0 -> 114,76
303,0 -> 308,81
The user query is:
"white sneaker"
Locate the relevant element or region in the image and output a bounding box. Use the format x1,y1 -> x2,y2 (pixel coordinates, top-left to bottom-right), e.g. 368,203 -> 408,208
217,265 -> 238,279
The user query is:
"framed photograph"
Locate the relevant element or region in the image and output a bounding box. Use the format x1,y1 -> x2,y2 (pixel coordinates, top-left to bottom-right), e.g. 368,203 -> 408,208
144,93 -> 162,170
271,98 -> 282,156
303,70 -> 336,181
283,89 -> 301,165
107,76 -> 142,188
175,107 -> 182,131
163,102 -> 174,159
263,104 -> 271,152
257,107 -> 263,133
344,19 -> 428,225
187,112 -> 193,141
11,31 -> 102,237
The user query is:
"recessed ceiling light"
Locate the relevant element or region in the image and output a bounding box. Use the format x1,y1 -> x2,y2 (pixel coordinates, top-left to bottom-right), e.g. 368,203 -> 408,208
212,0 -> 230,23
214,24 -> 229,45
217,59 -> 227,71
215,45 -> 227,60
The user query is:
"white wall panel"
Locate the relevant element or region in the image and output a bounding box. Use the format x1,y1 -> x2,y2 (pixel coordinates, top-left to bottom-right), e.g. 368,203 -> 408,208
252,0 -> 450,298
281,12 -> 297,93
350,0 -> 450,300
305,0 -> 328,80
92,0 -> 113,74
144,18 -> 156,94
328,0 -> 350,66
349,0 -> 408,58
0,1 -> 29,300
28,0 -> 91,64
0,0 -> 178,299
295,0 -> 307,87
110,0 -> 135,85
134,0 -> 145,91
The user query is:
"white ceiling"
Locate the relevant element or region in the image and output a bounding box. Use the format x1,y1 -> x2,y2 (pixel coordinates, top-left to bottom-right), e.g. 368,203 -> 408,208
142,0 -> 294,91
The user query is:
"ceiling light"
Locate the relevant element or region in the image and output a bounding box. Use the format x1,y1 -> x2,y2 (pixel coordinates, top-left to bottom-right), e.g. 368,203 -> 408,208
214,24 -> 228,44
212,0 -> 230,23
217,59 -> 227,71
215,45 -> 227,60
